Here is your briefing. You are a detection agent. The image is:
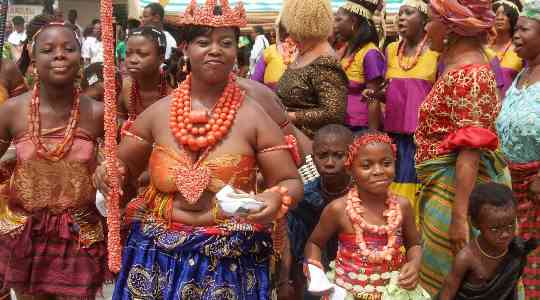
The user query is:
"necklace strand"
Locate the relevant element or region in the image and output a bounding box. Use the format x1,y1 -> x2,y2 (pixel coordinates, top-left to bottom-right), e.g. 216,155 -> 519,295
398,36 -> 428,71
321,176 -> 353,197
474,236 -> 508,260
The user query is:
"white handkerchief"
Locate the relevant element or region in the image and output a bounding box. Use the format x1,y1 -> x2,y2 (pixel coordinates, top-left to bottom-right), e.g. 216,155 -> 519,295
216,185 -> 265,216
307,264 -> 334,294
330,284 -> 347,300
95,191 -> 107,217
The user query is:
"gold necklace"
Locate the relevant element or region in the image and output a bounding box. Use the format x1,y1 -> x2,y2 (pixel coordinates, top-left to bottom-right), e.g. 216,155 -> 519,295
474,236 -> 508,260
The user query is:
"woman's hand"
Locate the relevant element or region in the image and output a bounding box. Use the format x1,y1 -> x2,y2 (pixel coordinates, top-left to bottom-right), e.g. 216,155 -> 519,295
449,216 -> 469,254
529,176 -> 540,203
245,191 -> 282,224
398,261 -> 420,290
93,160 -> 127,199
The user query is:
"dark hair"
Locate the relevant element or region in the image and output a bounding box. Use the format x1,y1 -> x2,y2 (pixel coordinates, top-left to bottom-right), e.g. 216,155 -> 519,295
92,19 -> 100,26
68,9 -> 77,19
468,182 -> 516,222
128,26 -> 167,56
145,3 -> 165,21
18,14 -> 55,75
343,8 -> 379,55
127,18 -> 141,31
184,25 -> 240,44
12,16 -> 25,26
313,124 -> 354,147
253,25 -> 264,35
492,1 -> 521,35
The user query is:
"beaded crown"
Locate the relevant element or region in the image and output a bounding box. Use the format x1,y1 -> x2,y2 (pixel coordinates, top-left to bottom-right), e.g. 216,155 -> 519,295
345,132 -> 397,167
180,0 -> 247,28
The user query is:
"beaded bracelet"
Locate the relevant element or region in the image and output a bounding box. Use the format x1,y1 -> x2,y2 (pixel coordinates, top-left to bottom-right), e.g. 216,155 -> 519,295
268,186 -> 293,219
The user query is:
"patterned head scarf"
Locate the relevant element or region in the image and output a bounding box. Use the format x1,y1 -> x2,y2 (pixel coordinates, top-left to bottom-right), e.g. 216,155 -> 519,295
521,0 -> 540,21
430,0 -> 495,36
402,0 -> 428,15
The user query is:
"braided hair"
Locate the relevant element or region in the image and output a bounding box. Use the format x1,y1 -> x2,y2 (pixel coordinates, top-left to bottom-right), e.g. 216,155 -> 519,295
17,14 -> 56,75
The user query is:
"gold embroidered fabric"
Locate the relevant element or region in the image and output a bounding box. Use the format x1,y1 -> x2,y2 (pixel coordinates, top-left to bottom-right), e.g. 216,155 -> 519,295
276,56 -> 348,137
10,159 -> 95,214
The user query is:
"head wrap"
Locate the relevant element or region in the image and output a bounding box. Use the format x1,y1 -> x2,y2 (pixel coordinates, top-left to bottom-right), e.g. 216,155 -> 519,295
430,0 -> 495,36
521,0 -> 540,21
401,0 -> 428,15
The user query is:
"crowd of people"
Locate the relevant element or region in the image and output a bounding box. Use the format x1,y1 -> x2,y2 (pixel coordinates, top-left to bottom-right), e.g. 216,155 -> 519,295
0,0 -> 537,299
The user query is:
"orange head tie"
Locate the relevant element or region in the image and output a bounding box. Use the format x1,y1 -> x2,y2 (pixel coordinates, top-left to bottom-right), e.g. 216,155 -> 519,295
179,0 -> 247,28
345,132 -> 397,168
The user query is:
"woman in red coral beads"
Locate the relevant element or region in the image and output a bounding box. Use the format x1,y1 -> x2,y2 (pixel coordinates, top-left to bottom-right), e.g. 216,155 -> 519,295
94,0 -> 303,299
0,22 -> 108,299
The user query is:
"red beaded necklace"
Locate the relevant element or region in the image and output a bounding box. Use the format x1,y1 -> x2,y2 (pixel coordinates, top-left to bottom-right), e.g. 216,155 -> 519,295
29,84 -> 81,161
128,70 -> 168,121
346,187 -> 403,263
169,73 -> 245,204
398,36 -> 428,71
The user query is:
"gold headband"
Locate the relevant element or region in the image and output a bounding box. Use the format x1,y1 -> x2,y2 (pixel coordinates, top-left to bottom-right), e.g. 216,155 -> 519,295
402,0 -> 428,14
494,0 -> 521,13
342,1 -> 374,20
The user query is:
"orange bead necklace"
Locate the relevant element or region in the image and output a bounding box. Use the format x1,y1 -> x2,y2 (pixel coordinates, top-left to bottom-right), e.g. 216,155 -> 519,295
398,35 -> 428,71
169,73 -> 245,204
29,83 -> 81,161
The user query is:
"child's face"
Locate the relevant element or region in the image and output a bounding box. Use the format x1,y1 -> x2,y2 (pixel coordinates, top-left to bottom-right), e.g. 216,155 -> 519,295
476,204 -> 516,252
351,142 -> 395,196
313,136 -> 349,179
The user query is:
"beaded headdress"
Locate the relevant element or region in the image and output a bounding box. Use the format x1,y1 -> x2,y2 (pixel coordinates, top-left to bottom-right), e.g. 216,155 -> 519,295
402,0 -> 429,14
31,22 -> 82,49
342,0 -> 378,20
180,0 -> 247,28
345,132 -> 397,167
494,0 -> 521,13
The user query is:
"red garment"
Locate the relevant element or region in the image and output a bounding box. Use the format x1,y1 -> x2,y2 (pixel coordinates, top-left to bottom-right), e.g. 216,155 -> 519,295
509,161 -> 540,299
415,64 -> 501,163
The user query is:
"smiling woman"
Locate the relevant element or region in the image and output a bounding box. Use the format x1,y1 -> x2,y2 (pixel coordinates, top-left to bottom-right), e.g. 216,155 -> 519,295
93,0 -> 303,299
0,20 -> 109,299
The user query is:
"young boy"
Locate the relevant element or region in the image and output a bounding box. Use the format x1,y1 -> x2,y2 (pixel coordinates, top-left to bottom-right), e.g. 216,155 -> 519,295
438,183 -> 538,300
281,124 -> 353,300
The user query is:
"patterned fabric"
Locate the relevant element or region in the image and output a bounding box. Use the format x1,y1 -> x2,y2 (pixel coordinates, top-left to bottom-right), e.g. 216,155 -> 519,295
113,221 -> 273,300
496,70 -> 540,164
251,44 -> 287,90
341,43 -> 386,127
417,152 -> 511,295
0,127 -> 109,298
508,161 -> 540,299
415,64 -> 501,163
430,0 -> 495,36
276,56 -> 348,138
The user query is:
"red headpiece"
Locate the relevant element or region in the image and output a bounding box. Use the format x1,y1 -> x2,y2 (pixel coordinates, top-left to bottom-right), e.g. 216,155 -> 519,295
180,0 -> 247,28
346,132 -> 397,167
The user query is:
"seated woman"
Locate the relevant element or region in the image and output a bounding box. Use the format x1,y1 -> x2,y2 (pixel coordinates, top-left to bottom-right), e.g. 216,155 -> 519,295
95,1 -> 303,299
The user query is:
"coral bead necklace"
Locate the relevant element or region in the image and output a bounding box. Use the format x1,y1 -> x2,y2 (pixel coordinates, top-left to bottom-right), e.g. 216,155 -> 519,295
346,187 -> 403,263
128,70 -> 167,120
29,83 -> 81,161
398,35 -> 428,71
169,73 -> 245,204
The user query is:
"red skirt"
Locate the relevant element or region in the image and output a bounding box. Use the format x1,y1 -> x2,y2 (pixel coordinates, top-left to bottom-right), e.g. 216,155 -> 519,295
510,161 -> 540,299
0,210 -> 110,299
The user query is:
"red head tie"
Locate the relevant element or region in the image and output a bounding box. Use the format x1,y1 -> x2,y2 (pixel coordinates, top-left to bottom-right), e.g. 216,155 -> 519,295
346,132 -> 397,167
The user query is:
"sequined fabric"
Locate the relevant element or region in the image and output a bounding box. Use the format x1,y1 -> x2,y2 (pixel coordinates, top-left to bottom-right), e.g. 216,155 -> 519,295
327,232 -> 406,299
415,64 -> 501,163
276,56 -> 348,137
149,144 -> 257,194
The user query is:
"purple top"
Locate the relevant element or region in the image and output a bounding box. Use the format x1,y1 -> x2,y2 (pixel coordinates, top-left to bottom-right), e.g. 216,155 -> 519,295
251,58 -> 266,84
499,67 -> 519,98
344,49 -> 386,127
384,78 -> 433,133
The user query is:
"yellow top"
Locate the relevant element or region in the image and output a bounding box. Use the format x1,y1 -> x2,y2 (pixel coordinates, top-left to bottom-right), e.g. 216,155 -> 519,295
385,41 -> 440,82
262,44 -> 287,85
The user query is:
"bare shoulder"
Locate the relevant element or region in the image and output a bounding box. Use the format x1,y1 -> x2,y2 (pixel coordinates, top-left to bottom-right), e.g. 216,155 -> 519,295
237,78 -> 286,117
81,94 -> 104,116
0,91 -> 30,113
324,195 -> 347,215
395,196 -> 413,213
455,243 -> 475,267
138,95 -> 172,119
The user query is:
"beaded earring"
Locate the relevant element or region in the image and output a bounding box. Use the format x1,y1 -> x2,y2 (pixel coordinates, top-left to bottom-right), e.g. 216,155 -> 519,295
182,55 -> 189,73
